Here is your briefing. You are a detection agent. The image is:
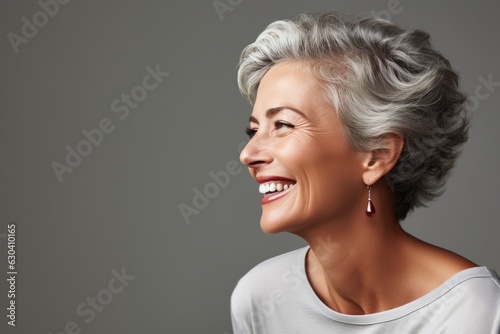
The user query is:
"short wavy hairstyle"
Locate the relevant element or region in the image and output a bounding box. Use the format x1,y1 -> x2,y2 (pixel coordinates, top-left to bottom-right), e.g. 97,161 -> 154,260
237,12 -> 469,220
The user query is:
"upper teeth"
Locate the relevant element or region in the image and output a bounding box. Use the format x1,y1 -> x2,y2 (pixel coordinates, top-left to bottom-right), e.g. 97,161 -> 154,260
259,182 -> 295,194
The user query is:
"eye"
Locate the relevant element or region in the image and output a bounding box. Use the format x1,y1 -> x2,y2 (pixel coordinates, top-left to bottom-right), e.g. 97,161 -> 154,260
245,127 -> 257,138
274,121 -> 294,130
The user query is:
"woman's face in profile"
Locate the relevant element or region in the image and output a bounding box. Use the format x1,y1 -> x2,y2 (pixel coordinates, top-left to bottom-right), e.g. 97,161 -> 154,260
240,61 -> 368,234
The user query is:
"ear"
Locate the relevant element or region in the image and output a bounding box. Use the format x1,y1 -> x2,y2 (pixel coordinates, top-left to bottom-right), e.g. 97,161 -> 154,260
361,133 -> 404,186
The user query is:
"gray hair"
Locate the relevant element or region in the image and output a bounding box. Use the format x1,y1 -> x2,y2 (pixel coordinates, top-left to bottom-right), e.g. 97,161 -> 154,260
237,12 -> 469,220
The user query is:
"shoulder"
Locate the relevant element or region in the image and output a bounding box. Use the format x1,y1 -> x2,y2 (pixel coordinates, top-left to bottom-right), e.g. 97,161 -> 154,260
453,266 -> 500,301
403,235 -> 480,293
432,267 -> 500,331
239,246 -> 308,279
232,246 -> 308,298
230,246 -> 308,317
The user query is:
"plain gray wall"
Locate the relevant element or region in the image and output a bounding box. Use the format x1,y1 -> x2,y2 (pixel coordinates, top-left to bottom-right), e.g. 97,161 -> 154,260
0,0 -> 499,333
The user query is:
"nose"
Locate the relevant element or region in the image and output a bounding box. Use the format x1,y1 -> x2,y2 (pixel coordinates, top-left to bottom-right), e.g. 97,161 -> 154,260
240,136 -> 273,168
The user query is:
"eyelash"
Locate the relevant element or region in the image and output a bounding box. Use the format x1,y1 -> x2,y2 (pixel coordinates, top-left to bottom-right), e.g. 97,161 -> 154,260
245,127 -> 257,138
245,121 -> 294,139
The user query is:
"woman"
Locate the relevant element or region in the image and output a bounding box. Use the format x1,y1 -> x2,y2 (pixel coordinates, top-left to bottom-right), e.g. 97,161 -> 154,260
231,12 -> 500,333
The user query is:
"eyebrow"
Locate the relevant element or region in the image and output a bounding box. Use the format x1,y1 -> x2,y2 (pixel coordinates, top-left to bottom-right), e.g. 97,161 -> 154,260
248,106 -> 306,124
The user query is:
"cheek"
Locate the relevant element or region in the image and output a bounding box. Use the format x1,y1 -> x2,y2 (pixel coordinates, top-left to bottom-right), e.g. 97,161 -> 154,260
274,130 -> 321,161
295,138 -> 363,218
313,157 -> 362,198
276,131 -> 361,183
310,157 -> 361,213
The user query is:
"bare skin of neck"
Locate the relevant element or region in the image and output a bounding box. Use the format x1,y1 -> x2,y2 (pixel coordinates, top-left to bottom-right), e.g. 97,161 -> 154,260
296,182 -> 476,315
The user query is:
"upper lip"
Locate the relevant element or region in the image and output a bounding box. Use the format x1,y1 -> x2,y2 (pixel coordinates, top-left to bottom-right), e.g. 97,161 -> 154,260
255,175 -> 296,184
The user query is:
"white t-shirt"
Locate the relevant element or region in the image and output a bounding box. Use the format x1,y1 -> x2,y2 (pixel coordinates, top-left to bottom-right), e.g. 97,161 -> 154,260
231,246 -> 500,333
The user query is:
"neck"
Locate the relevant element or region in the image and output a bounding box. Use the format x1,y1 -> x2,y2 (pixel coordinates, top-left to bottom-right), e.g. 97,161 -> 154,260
294,183 -> 416,314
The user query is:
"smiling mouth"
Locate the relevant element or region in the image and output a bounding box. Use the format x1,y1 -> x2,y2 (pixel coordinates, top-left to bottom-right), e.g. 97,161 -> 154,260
259,181 -> 296,205
259,181 -> 296,195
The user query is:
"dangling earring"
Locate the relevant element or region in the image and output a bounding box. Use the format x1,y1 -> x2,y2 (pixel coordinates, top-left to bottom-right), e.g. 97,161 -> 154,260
366,185 -> 376,217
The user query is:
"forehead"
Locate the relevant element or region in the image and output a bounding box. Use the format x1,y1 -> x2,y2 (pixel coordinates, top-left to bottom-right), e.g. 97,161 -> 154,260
252,61 -> 331,119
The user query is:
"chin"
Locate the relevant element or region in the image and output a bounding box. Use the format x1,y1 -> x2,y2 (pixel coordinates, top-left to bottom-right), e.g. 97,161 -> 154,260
259,209 -> 304,235
259,218 -> 283,235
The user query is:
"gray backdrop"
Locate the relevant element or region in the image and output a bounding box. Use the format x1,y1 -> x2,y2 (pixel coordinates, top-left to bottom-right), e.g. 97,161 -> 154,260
0,0 -> 499,333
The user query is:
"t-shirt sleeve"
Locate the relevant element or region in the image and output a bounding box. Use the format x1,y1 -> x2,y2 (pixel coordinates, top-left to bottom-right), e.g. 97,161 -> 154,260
230,278 -> 253,334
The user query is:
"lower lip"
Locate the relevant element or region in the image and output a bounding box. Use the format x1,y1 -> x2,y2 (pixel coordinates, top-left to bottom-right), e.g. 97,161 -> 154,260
261,185 -> 295,205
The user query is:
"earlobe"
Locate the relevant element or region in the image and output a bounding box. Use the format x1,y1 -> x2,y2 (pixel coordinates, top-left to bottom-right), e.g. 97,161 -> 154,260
362,134 -> 404,186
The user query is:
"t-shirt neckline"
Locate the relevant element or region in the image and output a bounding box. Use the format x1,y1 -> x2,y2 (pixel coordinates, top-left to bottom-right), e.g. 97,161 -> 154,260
298,245 -> 493,325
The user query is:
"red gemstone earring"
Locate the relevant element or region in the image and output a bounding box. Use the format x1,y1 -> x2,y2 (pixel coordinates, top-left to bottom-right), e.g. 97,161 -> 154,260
366,185 -> 376,217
